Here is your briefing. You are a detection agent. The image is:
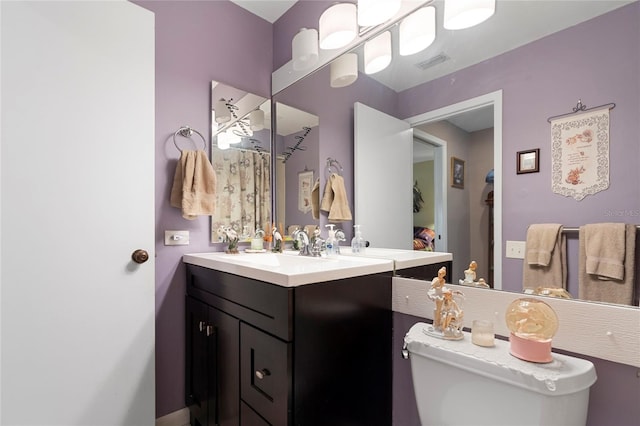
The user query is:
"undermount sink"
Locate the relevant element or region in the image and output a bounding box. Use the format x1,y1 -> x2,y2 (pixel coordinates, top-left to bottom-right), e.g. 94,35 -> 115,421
182,251 -> 394,287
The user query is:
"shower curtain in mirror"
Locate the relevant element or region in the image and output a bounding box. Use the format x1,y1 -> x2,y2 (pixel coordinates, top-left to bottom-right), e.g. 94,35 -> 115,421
211,149 -> 271,238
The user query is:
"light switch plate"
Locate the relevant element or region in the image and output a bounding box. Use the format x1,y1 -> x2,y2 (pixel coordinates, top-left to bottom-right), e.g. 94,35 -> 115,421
165,230 -> 190,246
505,240 -> 526,259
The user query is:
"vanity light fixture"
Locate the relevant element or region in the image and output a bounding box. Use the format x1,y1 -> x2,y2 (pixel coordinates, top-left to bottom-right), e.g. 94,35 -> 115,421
214,98 -> 231,124
357,0 -> 401,27
249,109 -> 265,131
319,3 -> 357,50
330,53 -> 359,88
399,6 -> 436,56
364,31 -> 392,74
292,28 -> 319,71
443,0 -> 495,30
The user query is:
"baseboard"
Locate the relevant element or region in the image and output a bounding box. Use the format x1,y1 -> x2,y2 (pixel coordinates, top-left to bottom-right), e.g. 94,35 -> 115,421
156,407 -> 190,426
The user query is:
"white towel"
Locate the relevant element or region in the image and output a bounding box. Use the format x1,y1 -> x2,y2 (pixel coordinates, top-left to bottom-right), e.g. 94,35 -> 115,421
170,150 -> 216,220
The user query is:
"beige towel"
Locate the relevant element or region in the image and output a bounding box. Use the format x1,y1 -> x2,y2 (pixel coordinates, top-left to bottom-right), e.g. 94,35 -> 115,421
579,224 -> 636,305
311,178 -> 320,220
526,224 -> 563,266
522,224 -> 566,290
584,223 -> 626,280
170,150 -> 216,220
320,177 -> 333,212
324,173 -> 352,222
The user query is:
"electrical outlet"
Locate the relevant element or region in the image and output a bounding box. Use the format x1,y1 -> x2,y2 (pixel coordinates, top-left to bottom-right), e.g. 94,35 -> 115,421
506,240 -> 526,259
165,230 -> 190,246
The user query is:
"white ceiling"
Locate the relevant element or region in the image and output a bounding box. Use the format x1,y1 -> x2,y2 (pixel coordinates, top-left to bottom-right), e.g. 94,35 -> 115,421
230,0 -> 296,23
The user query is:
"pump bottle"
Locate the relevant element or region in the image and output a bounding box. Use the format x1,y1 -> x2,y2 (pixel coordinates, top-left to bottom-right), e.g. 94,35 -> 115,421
351,225 -> 365,254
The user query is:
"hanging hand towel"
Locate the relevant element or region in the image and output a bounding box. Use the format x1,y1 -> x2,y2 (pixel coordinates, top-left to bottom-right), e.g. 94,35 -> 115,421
579,224 -> 636,305
327,173 -> 352,222
170,150 -> 216,220
522,224 -> 566,290
583,222 -> 626,280
320,177 -> 334,213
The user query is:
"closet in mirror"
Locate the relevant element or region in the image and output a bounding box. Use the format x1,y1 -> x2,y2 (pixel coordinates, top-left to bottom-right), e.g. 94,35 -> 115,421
209,81 -> 271,244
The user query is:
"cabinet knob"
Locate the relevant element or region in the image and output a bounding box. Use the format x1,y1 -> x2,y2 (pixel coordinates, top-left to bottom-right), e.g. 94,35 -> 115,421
255,369 -> 271,380
131,249 -> 149,264
199,321 -> 206,332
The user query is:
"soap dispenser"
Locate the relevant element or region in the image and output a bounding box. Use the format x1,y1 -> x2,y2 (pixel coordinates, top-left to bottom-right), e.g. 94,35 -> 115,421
325,224 -> 337,256
351,225 -> 366,254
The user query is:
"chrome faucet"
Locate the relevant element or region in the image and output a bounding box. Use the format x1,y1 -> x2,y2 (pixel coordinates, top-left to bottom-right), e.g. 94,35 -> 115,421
292,228 -> 311,256
334,229 -> 346,254
309,227 -> 325,257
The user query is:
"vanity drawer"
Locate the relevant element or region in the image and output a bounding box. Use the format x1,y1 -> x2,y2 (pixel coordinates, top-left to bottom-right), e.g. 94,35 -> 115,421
240,322 -> 291,426
187,264 -> 293,340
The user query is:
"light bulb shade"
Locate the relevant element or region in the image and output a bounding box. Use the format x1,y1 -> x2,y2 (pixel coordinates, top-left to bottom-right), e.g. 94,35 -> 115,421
444,0 -> 495,30
364,31 -> 392,75
292,28 -> 319,71
214,98 -> 231,124
319,3 -> 357,50
357,0 -> 401,27
249,109 -> 265,131
217,131 -> 230,150
399,6 -> 436,56
330,53 -> 358,88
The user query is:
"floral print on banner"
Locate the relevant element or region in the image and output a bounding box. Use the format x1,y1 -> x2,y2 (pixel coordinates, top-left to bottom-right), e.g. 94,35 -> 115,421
551,107 -> 610,201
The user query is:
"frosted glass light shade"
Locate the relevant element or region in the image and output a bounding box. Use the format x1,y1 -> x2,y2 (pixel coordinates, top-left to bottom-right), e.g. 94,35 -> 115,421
364,31 -> 391,74
292,28 -> 318,71
444,0 -> 495,30
330,53 -> 358,88
250,109 -> 265,131
357,0 -> 401,27
217,131 -> 230,150
319,3 -> 357,50
399,6 -> 436,56
215,98 -> 231,124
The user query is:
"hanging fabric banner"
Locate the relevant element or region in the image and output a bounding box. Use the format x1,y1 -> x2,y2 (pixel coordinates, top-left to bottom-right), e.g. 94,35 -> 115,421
550,107 -> 610,201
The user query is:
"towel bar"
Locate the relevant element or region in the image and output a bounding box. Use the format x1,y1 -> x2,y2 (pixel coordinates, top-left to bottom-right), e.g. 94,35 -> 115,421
173,125 -> 206,152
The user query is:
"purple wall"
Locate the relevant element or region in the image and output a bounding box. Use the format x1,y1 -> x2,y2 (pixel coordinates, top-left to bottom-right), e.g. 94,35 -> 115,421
132,0 -> 272,418
398,3 -> 640,296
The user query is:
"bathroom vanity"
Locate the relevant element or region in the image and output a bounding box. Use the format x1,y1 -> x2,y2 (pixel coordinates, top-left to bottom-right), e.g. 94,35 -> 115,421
183,251 -> 451,426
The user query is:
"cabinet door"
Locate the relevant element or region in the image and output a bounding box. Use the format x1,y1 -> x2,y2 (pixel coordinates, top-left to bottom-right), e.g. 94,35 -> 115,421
187,297 -> 241,426
186,297 -> 212,426
240,323 -> 291,426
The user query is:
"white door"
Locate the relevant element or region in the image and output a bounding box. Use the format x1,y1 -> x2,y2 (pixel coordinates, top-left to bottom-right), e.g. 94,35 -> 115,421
354,103 -> 413,249
1,2 -> 155,424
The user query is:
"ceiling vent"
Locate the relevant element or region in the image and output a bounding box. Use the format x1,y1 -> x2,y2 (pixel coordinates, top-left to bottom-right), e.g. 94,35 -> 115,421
415,53 -> 450,71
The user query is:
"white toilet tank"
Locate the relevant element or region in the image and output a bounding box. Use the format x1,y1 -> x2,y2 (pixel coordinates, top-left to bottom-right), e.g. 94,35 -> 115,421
404,322 -> 597,426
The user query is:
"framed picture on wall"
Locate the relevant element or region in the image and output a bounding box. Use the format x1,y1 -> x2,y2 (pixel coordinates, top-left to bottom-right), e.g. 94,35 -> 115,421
517,149 -> 540,174
451,157 -> 465,189
298,169 -> 314,213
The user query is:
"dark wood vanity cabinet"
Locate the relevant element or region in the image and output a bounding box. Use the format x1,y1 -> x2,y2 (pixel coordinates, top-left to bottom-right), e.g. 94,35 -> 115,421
185,264 -> 392,426
394,260 -> 452,281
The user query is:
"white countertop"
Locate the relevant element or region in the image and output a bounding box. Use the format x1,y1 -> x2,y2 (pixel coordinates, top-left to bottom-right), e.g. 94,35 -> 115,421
183,251 -> 394,287
340,248 -> 452,270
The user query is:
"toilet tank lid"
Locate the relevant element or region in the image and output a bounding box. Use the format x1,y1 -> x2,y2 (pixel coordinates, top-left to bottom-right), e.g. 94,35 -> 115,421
404,322 -> 597,396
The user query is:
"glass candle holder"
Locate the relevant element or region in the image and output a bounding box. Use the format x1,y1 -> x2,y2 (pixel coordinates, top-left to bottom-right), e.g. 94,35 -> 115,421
471,319 -> 495,347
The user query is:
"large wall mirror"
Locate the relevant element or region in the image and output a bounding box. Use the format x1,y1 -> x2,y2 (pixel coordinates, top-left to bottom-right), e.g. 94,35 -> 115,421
272,0 -> 639,308
209,81 -> 271,242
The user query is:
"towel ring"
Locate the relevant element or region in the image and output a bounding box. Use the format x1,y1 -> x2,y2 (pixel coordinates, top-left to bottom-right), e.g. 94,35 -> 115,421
325,157 -> 343,178
173,126 -> 206,152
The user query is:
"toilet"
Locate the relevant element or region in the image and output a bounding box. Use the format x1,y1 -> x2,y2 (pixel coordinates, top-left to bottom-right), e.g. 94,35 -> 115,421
404,322 -> 597,426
